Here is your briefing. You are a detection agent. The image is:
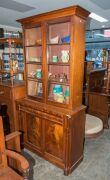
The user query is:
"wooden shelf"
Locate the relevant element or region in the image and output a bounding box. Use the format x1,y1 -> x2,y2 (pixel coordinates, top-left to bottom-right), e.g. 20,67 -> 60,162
47,42 -> 70,46
0,70 -> 24,74
27,77 -> 42,82
25,44 -> 42,47
49,79 -> 69,85
28,95 -> 43,99
0,37 -> 22,44
26,61 -> 42,65
48,97 -> 67,104
48,62 -> 70,66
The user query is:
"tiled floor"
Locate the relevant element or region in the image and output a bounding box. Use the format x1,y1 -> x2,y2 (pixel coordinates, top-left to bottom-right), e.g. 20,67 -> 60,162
23,119 -> 110,180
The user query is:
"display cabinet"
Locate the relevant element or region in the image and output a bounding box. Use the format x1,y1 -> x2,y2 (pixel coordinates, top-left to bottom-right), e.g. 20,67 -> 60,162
16,5 -> 89,175
84,28 -> 110,128
0,37 -> 24,83
0,38 -> 25,131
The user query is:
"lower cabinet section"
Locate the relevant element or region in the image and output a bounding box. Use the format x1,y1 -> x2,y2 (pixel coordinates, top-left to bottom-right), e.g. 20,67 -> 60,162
16,98 -> 86,175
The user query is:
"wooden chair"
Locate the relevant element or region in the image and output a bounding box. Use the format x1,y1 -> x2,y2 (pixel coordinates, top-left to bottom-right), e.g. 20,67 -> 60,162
0,116 -> 29,180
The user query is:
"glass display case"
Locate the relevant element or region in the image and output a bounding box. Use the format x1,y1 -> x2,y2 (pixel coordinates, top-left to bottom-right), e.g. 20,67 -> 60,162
85,28 -> 110,70
23,10 -> 90,108
24,18 -> 72,106
0,37 -> 24,83
25,27 -> 42,98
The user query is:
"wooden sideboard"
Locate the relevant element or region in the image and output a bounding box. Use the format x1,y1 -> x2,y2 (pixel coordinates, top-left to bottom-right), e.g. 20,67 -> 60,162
0,80 -> 26,131
84,68 -> 110,128
16,98 -> 86,175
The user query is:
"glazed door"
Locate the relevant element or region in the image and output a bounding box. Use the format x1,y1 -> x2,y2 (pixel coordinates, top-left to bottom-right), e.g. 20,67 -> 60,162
46,18 -> 71,107
25,26 -> 44,101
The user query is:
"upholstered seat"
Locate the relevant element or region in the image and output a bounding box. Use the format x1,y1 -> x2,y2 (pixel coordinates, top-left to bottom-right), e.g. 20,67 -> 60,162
85,114 -> 103,138
0,167 -> 23,180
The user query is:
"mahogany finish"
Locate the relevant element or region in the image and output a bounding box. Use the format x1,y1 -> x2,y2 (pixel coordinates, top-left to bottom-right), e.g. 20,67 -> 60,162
84,68 -> 110,128
16,5 -> 89,175
0,81 -> 26,131
5,131 -> 21,170
16,98 -> 86,175
88,92 -> 110,128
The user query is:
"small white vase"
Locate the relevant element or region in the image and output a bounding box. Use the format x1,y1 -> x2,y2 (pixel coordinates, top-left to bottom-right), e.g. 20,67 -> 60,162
61,50 -> 69,63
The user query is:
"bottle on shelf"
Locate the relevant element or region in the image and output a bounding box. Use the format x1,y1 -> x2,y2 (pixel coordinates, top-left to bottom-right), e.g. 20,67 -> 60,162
65,86 -> 69,103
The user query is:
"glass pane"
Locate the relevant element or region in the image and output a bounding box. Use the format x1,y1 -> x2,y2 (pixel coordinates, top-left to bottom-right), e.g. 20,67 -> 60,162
26,46 -> 42,63
27,80 -> 43,97
25,27 -> 42,46
48,22 -> 70,44
47,44 -> 70,63
47,21 -> 70,104
27,64 -> 42,80
48,83 -> 69,104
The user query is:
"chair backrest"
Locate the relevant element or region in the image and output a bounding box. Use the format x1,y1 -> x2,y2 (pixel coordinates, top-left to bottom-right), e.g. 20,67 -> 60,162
0,116 -> 8,169
0,116 -> 29,179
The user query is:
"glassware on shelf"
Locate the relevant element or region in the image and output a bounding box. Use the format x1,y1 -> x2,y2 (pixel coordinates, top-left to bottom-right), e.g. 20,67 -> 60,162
27,80 -> 43,97
61,50 -> 69,63
36,82 -> 43,96
61,35 -> 70,43
59,73 -> 68,83
48,72 -> 68,83
65,86 -> 69,103
50,36 -> 59,44
35,69 -> 42,79
52,56 -> 59,63
30,57 -> 41,62
53,85 -> 64,103
29,69 -> 42,79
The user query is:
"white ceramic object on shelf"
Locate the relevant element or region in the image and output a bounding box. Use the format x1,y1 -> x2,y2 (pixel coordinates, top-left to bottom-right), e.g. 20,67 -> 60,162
61,50 -> 69,63
50,36 -> 59,44
30,57 -> 41,62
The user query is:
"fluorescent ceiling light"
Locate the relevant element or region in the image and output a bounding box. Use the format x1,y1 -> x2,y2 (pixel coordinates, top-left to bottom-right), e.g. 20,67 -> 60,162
89,12 -> 108,22
95,33 -> 105,37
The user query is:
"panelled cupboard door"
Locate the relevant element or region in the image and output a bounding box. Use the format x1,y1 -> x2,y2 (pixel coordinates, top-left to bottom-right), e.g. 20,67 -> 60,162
44,119 -> 64,160
26,114 -> 42,150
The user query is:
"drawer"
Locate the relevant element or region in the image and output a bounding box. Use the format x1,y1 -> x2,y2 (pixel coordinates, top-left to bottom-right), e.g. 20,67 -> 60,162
0,86 -> 11,99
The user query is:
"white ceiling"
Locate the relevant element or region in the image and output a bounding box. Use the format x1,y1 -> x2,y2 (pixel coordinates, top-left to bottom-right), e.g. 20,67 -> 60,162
0,0 -> 110,29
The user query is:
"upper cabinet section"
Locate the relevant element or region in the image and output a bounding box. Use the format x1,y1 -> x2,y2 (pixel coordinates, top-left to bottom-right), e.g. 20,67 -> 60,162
17,5 -> 89,109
